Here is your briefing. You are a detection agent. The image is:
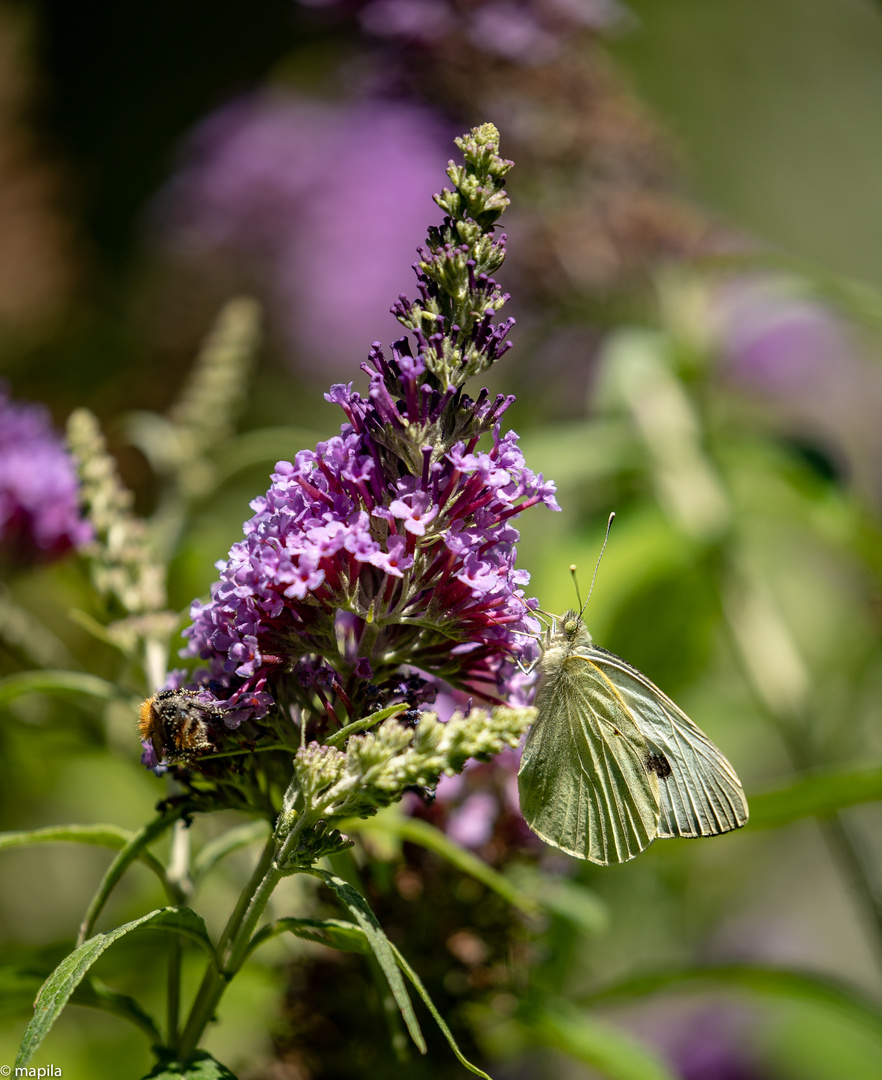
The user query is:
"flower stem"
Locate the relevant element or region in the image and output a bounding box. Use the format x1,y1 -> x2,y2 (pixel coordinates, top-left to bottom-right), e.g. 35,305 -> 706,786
167,937 -> 182,1049
175,833 -> 279,1060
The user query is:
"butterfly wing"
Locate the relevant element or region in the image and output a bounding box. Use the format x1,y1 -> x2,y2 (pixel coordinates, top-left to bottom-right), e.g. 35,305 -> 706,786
586,647 -> 749,838
518,653 -> 661,865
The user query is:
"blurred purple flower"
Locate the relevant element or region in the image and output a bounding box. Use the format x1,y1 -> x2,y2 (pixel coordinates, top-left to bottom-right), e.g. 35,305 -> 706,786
446,791 -> 499,847
0,383 -> 91,561
467,2 -> 560,63
338,0 -> 632,50
641,1003 -> 768,1080
419,744 -> 536,855
154,94 -> 452,374
359,0 -> 454,42
714,277 -> 851,392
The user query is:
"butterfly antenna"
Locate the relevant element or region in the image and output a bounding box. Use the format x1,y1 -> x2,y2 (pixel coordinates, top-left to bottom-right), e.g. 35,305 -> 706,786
579,512 -> 615,618
569,565 -> 583,611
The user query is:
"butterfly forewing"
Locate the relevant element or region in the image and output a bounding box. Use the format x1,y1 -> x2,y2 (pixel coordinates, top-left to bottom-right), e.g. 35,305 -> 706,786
519,647 -> 661,865
586,647 -> 749,839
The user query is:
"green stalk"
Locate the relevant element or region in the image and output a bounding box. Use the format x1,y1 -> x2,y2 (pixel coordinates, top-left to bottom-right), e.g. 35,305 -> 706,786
167,937 -> 182,1048
175,833 -> 280,1059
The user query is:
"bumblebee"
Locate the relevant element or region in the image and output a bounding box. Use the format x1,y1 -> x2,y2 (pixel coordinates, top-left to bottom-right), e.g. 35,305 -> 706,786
138,689 -> 222,763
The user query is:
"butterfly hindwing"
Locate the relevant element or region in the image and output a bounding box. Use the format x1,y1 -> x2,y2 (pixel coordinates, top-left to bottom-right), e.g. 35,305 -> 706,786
585,647 -> 749,839
519,651 -> 661,865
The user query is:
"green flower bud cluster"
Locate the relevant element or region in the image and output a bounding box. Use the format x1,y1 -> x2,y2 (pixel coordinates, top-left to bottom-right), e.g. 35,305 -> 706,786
281,705 -> 535,866
67,408 -> 169,625
393,122 -> 516,391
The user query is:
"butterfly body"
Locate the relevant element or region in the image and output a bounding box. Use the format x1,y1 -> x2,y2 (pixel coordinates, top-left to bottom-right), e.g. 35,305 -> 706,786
518,610 -> 748,864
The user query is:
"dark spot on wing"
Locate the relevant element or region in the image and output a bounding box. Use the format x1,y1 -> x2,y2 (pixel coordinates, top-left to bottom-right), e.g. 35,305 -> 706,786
646,752 -> 672,779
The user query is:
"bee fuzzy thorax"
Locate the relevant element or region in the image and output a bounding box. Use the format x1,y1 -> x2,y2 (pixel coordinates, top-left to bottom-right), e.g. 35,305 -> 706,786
139,689 -> 222,763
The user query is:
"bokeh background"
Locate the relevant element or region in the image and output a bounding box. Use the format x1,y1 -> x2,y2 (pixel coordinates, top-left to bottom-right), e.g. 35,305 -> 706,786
2,1 -> 882,1077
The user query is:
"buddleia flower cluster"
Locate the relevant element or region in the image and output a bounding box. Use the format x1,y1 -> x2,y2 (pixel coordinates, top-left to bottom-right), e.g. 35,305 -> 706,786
155,125 -> 556,833
0,382 -> 92,562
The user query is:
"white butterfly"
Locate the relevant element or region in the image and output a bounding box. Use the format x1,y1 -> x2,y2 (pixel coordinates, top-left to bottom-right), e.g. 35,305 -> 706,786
517,609 -> 749,865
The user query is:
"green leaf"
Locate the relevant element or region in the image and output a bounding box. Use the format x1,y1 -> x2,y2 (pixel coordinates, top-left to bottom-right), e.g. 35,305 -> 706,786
387,937 -> 492,1079
0,964 -> 162,1043
505,862 -> 608,935
0,824 -> 167,885
313,870 -> 426,1054
141,1049 -> 239,1079
519,419 -> 636,492
191,819 -> 271,882
749,764 -> 882,828
0,669 -> 122,706
324,703 -> 408,747
214,426 -> 327,483
519,1001 -> 678,1080
78,811 -> 186,944
248,915 -> 370,958
16,906 -> 215,1067
71,977 -> 162,1042
583,964 -> 882,1038
0,966 -> 46,1019
256,916 -> 492,1079
344,813 -> 541,918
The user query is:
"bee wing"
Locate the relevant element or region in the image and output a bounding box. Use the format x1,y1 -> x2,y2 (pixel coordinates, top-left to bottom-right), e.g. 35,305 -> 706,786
587,648 -> 749,838
518,655 -> 661,865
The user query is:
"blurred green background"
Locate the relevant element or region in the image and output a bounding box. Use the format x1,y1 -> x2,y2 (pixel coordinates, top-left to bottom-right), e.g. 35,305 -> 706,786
2,1 -> 882,1077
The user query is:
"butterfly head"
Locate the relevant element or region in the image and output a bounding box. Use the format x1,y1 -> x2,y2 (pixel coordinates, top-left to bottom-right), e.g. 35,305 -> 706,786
557,609 -> 593,648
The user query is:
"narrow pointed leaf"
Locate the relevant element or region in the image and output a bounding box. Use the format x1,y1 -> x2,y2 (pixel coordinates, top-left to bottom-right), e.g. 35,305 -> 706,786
387,938 -> 492,1079
520,1001 -> 677,1080
749,765 -> 882,828
314,870 -> 425,1053
0,824 -> 166,884
248,916 -> 370,958
78,811 -> 186,944
17,906 -> 215,1067
0,670 -> 121,706
583,964 -> 882,1038
191,819 -> 271,882
324,703 -> 408,747
344,814 -> 540,917
257,916 -> 491,1078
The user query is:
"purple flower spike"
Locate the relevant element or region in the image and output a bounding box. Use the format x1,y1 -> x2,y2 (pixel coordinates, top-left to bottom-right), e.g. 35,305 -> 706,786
175,124 -> 555,772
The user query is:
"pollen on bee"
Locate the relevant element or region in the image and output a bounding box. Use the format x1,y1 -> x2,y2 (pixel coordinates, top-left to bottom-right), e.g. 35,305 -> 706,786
137,689 -> 221,763
139,695 -> 163,749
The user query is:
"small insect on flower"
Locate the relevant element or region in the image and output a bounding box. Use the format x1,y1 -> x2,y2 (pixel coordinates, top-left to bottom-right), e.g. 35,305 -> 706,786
138,689 -> 223,763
